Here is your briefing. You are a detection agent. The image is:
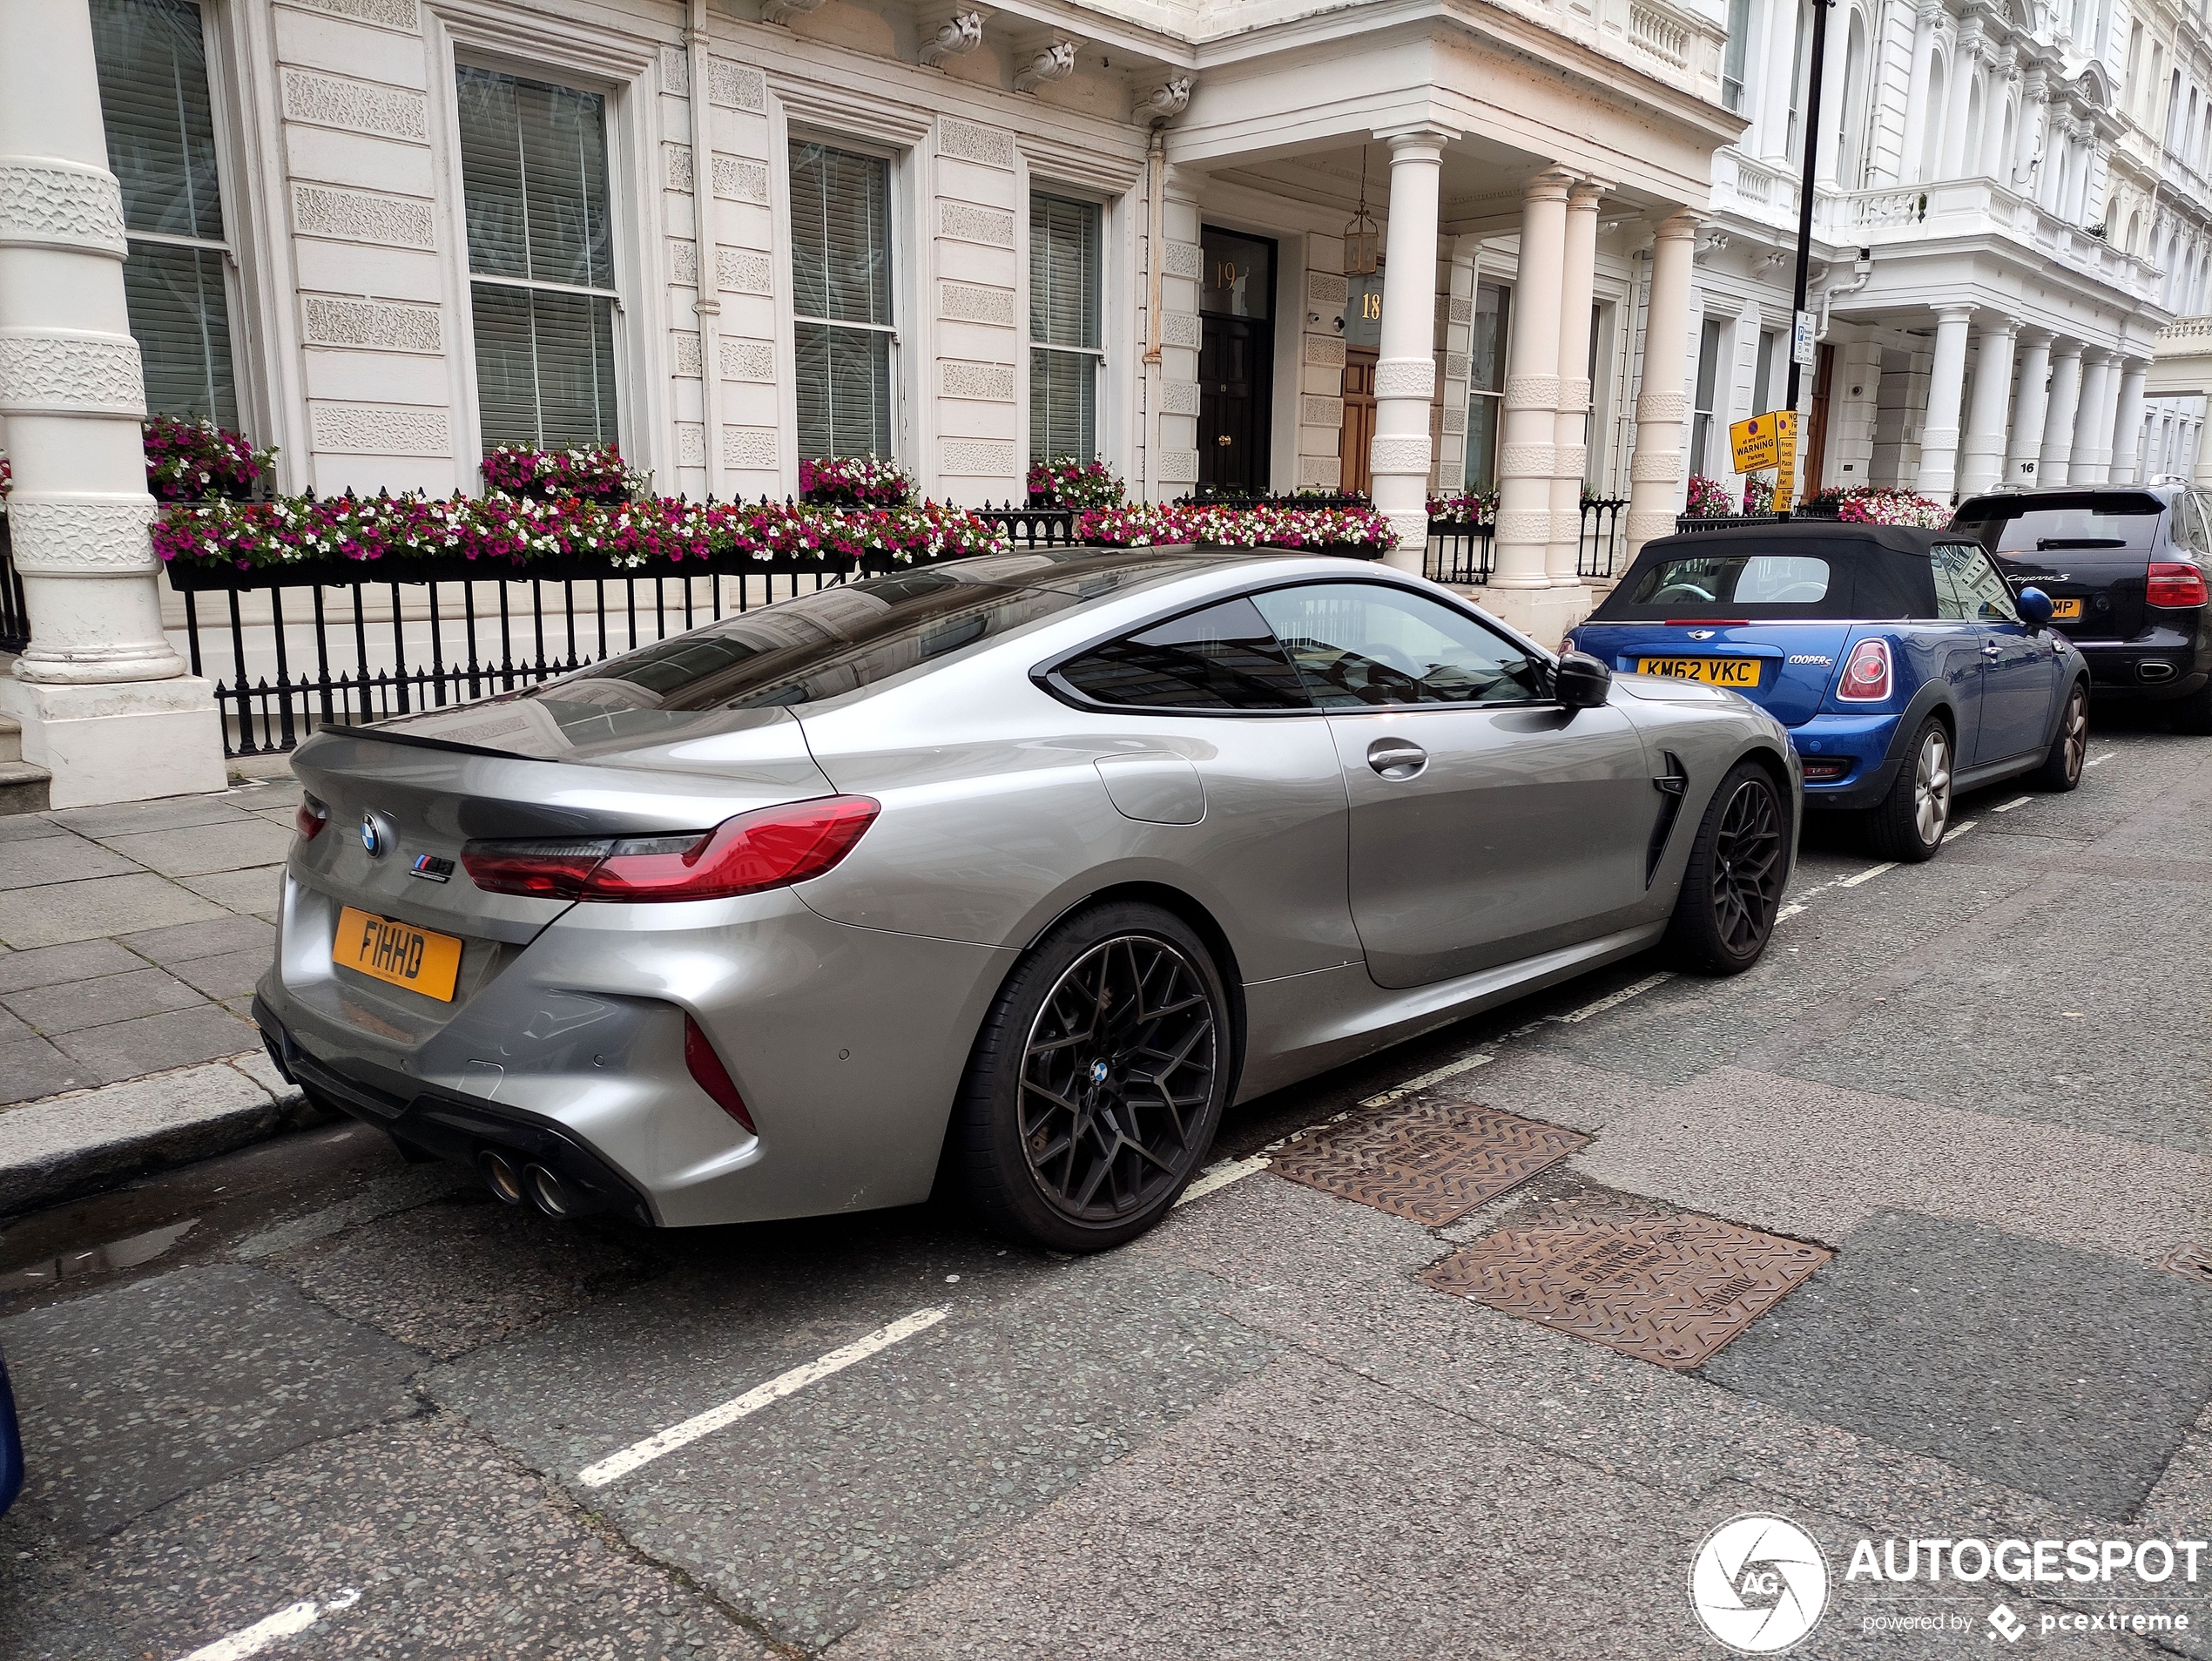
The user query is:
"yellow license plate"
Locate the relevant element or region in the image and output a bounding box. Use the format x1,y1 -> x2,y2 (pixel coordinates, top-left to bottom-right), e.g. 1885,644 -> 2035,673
2050,598 -> 2082,620
335,905 -> 463,1002
1636,656 -> 1762,687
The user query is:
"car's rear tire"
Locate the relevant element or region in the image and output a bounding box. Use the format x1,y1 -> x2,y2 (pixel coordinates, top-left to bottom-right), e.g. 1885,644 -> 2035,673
956,901 -> 1231,1252
1665,761 -> 1788,976
2029,679 -> 2089,791
1866,716 -> 1952,862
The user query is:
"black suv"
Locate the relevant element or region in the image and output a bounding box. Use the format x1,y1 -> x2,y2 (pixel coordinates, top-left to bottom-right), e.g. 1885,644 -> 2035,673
1952,485 -> 2212,732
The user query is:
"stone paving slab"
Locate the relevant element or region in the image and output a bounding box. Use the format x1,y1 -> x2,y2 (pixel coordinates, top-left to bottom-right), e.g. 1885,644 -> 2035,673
0,873 -> 231,950
96,818 -> 295,879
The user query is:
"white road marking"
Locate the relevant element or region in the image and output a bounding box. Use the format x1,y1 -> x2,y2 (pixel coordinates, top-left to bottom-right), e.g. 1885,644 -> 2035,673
1837,861 -> 1897,888
1358,1052 -> 1495,1109
577,1307 -> 948,1489
1941,819 -> 1978,843
1776,901 -> 1807,920
1175,1153 -> 1272,1206
2087,750 -> 2116,767
180,1590 -> 358,1661
1553,971 -> 1673,1023
1990,795 -> 2033,814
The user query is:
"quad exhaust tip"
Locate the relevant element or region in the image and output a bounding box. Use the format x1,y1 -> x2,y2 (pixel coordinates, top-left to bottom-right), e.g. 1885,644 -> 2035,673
523,1163 -> 576,1219
477,1149 -> 526,1205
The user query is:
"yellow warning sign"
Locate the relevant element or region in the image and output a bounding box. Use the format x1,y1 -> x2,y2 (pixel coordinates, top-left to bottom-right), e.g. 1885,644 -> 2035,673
1772,416 -> 1801,516
1729,409 -> 1797,475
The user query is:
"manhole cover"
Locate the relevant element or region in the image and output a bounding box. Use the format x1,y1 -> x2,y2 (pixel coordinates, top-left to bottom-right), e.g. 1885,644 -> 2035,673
1270,1103 -> 1588,1226
1421,1205 -> 1832,1369
2157,1243 -> 2212,1286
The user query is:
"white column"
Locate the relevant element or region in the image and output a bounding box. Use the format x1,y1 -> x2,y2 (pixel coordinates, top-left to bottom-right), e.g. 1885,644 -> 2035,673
2108,358 -> 2148,483
1917,305 -> 1976,500
2013,71 -> 2047,195
2195,413 -> 2212,487
2070,350 -> 2115,483
1979,65 -> 2016,180
1548,181 -> 1602,589
1903,1 -> 1943,183
1817,17 -> 1851,187
1492,169 -> 1571,591
1370,129 -> 1451,571
1627,213 -> 1698,558
0,0 -> 226,807
1957,317 -> 2016,496
1937,27 -> 1983,181
2040,341 -> 2085,485
2006,328 -> 2053,483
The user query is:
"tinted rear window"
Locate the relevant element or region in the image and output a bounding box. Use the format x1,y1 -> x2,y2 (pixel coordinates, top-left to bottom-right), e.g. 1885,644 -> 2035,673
524,557 -> 1191,720
1954,492 -> 2162,556
1056,598 -> 1310,710
1622,553 -> 1832,611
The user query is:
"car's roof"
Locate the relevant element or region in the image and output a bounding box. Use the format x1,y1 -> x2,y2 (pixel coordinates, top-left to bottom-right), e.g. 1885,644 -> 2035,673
1592,520 -> 1953,623
1634,520 -> 1960,557
1957,483 -> 2181,505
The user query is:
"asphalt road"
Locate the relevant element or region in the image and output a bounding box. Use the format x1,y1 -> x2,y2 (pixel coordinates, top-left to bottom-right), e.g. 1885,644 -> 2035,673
0,715 -> 2206,1660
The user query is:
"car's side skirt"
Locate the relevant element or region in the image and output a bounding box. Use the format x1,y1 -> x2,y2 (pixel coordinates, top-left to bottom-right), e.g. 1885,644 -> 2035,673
1234,922 -> 1669,1104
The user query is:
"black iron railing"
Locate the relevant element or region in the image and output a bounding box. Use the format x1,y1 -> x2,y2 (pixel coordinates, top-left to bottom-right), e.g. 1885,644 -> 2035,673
1673,512 -> 1784,534
1579,497 -> 1630,578
1425,520 -> 1494,584
0,517 -> 28,657
974,505 -> 1078,545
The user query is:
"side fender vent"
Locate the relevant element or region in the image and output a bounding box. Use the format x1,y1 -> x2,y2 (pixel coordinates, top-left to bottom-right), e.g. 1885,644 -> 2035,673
1647,752 -> 1689,888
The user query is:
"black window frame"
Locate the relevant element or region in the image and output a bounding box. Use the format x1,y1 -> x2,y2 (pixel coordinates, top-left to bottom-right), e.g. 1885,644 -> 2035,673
1034,577 -> 1561,718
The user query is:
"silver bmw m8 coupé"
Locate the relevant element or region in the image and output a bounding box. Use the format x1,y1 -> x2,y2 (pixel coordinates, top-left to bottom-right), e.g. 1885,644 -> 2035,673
253,548 -> 1799,1250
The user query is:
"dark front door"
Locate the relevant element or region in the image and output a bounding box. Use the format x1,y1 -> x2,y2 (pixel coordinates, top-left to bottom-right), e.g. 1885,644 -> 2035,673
1200,314 -> 1271,496
1341,348 -> 1378,497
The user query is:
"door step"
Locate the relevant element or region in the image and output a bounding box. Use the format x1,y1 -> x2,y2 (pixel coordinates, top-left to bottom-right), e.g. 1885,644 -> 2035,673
0,719 -> 52,814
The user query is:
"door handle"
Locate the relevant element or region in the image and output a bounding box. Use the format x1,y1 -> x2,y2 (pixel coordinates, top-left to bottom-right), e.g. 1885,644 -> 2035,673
1367,737 -> 1427,779
1982,644 -> 2002,658
1217,434 -> 1233,446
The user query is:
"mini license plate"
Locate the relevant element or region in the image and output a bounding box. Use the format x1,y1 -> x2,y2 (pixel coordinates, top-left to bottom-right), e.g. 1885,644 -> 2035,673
2050,598 -> 2082,620
335,905 -> 463,1002
1635,656 -> 1762,687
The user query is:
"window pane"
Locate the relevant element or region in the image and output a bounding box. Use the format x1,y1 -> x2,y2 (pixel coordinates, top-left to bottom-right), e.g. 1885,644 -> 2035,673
1199,228 -> 1272,319
1753,329 -> 1777,417
1030,348 -> 1096,461
790,143 -> 891,326
91,0 -> 225,242
1343,273 -> 1383,350
1627,554 -> 1833,609
1251,584 -> 1547,707
456,67 -> 611,289
1471,282 -> 1509,394
1057,598 -> 1310,710
470,285 -> 617,450
123,240 -> 237,425
1464,395 -> 1501,493
1029,193 -> 1100,348
795,321 -> 891,458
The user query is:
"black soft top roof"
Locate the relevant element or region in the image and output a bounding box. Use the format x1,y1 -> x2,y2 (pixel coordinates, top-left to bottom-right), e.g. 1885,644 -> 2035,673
1591,520 -> 1957,621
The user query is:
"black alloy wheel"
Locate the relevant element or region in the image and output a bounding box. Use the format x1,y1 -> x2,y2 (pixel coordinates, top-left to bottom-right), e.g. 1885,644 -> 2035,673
1666,760 -> 1789,975
959,901 -> 1231,1251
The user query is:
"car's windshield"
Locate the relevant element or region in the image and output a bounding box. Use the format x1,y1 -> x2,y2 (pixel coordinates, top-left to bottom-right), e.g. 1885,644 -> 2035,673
1953,493 -> 2162,554
1622,554 -> 1832,611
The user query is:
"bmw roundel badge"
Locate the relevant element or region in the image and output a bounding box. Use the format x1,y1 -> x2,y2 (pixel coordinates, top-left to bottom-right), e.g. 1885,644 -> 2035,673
361,814 -> 383,857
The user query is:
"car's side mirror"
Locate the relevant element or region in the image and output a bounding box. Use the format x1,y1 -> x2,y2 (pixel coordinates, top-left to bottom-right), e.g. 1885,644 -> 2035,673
2016,585 -> 2054,630
1554,651 -> 1613,712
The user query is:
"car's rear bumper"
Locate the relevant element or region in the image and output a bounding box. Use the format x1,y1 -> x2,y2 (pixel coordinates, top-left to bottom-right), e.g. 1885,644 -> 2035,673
255,871 -> 1013,1227
1786,712 -> 1905,811
2063,633 -> 2208,702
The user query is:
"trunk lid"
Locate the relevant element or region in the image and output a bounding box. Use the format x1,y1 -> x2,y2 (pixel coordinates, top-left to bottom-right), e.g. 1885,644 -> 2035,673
1568,621 -> 1852,727
1953,490 -> 2163,642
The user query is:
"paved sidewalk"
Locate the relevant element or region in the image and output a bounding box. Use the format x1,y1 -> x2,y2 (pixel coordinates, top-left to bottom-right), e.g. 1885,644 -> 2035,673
0,778 -> 321,1214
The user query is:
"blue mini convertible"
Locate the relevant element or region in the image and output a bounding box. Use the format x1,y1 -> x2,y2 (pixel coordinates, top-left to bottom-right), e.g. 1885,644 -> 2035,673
1567,522 -> 2089,861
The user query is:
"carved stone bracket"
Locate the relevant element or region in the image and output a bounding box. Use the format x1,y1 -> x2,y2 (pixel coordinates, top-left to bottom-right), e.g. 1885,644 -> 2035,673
760,0 -> 828,24
1133,76 -> 1192,125
919,7 -> 987,67
1014,33 -> 1079,93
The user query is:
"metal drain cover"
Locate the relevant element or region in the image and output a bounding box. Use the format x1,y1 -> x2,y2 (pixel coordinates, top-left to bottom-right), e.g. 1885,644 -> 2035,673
1421,1205 -> 1832,1369
1270,1103 -> 1588,1225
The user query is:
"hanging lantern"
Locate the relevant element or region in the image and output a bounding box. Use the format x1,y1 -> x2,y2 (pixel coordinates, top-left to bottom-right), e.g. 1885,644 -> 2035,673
1343,145 -> 1380,277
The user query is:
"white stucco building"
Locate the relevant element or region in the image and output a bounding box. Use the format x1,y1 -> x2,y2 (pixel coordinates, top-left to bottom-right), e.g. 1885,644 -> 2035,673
2,0 -> 2208,805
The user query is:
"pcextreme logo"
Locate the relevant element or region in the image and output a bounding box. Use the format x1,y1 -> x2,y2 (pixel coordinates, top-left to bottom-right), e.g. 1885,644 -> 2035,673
1690,1514 -> 1831,1653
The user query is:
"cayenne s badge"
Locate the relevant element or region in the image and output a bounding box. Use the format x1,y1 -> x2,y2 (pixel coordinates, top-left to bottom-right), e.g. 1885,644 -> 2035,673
361,814 -> 383,857
410,854 -> 455,882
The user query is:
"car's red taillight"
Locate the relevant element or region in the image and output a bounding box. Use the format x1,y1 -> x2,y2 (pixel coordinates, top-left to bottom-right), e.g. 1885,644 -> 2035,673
684,1014 -> 756,1133
1837,637 -> 1892,702
2148,561 -> 2209,609
461,795 -> 880,902
294,796 -> 329,841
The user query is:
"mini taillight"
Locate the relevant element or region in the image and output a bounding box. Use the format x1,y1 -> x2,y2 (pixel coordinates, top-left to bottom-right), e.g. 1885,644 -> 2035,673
461,795 -> 880,902
1837,638 -> 1892,702
295,796 -> 329,841
684,1013 -> 756,1133
2148,562 -> 2209,608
